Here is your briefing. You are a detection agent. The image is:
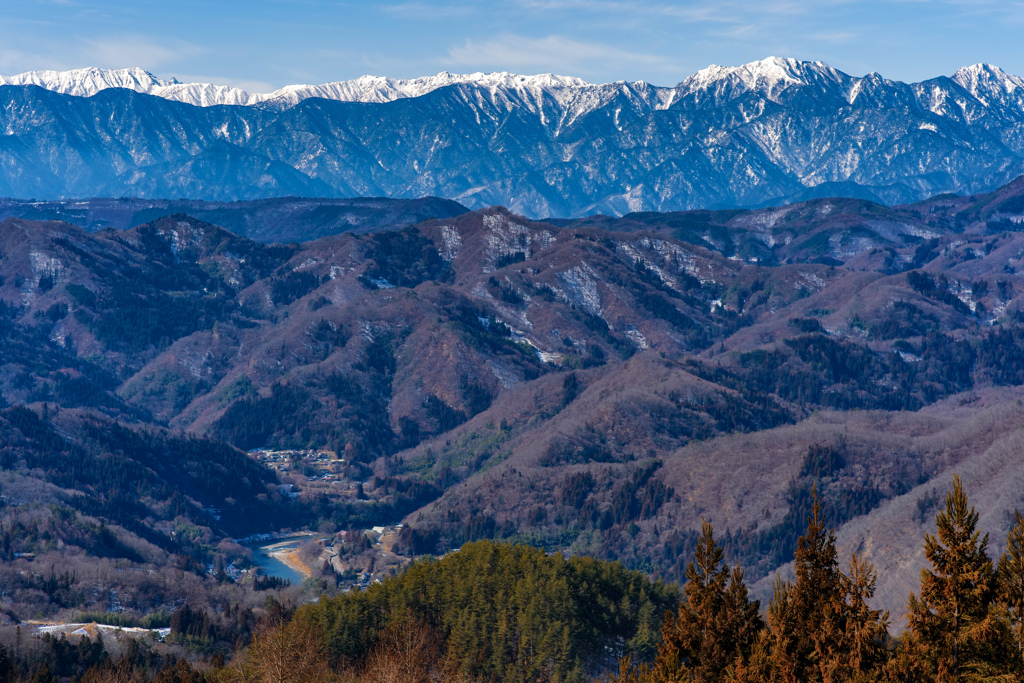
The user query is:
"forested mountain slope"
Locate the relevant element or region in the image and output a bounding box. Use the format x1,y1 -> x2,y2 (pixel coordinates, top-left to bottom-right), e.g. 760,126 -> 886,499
4,180 -> 1024,621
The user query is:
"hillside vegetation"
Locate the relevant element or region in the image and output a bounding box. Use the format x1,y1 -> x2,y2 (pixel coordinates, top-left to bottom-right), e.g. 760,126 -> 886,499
5,179 -> 1024,629
4,479 -> 1022,683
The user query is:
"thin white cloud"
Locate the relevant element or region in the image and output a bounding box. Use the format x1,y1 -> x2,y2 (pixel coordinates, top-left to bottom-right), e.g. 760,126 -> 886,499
82,35 -> 205,70
811,30 -> 859,44
444,33 -> 671,78
713,24 -> 760,39
0,30 -> 209,76
381,2 -> 478,19
516,0 -> 847,20
515,0 -> 646,10
0,46 -> 66,74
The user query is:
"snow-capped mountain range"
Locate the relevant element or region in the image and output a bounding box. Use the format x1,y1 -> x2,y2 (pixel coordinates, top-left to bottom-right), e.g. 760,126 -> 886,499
0,66 -> 593,107
3,57 -> 1024,217
7,59 -> 1023,112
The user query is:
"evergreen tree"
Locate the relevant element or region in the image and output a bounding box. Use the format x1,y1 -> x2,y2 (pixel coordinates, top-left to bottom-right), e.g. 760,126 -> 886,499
838,553 -> 889,677
0,642 -> 13,683
883,631 -> 931,683
728,630 -> 775,683
766,576 -> 798,683
762,489 -> 890,682
767,489 -> 846,682
907,476 -> 1011,682
652,519 -> 762,683
998,509 -> 1024,669
721,565 -> 764,672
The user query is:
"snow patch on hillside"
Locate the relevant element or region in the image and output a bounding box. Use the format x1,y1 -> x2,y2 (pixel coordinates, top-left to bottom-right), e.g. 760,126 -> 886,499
483,214 -> 550,265
557,264 -> 603,316
439,225 -> 462,261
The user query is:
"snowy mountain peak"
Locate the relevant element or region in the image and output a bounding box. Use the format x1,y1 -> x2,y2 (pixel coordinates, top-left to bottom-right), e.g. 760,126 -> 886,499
0,66 -> 172,98
0,66 -> 594,108
952,63 -> 1024,105
5,61 -> 1024,114
954,63 -> 1010,82
337,71 -> 592,96
678,56 -> 842,100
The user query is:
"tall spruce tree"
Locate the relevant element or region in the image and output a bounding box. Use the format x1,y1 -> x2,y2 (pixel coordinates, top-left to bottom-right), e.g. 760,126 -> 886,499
839,553 -> 889,677
651,519 -> 762,683
907,476 -> 1011,682
764,488 -> 889,682
768,489 -> 846,682
998,509 -> 1024,669
765,576 -> 798,683
722,565 -> 764,670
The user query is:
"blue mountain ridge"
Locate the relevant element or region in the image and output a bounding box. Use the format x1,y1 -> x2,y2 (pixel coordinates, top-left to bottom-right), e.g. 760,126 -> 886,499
2,58 -> 1024,218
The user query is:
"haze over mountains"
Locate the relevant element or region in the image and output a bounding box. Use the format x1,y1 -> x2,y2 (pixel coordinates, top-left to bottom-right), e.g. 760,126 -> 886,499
4,58 -> 1024,216
0,196 -> 469,243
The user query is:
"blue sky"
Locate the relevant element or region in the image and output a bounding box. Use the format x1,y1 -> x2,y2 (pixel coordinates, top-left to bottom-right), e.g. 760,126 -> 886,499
2,1 -> 1023,91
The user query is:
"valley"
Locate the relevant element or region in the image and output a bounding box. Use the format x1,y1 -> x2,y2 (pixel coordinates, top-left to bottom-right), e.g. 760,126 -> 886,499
4,177 -> 1024,640
9,0 -> 1024,672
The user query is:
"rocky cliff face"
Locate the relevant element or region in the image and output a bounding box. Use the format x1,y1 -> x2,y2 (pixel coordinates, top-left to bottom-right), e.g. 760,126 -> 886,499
4,58 -> 1024,217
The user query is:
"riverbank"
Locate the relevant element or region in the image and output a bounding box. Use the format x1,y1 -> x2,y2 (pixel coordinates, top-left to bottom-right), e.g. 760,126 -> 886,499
272,548 -> 312,579
247,535 -> 314,584
236,530 -> 314,545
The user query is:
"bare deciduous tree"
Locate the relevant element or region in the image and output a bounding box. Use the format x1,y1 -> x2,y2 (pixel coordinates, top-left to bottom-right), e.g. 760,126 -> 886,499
239,620 -> 332,683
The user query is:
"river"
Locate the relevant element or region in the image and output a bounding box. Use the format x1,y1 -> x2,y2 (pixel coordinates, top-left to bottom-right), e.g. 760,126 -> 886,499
247,536 -> 310,584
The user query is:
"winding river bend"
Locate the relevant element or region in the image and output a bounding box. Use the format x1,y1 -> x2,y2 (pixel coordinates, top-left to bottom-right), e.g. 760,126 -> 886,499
246,536 -> 309,584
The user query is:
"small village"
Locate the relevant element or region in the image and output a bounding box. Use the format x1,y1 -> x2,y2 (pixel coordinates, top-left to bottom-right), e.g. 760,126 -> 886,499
241,449 -> 417,590
246,448 -> 376,502
316,524 -> 413,590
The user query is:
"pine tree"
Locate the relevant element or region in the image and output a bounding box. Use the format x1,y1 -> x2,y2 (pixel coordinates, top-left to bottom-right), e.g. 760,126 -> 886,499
907,475 -> 1011,682
658,518 -> 730,680
611,656 -> 653,683
998,509 -> 1024,670
767,489 -> 846,682
650,519 -> 762,683
728,630 -> 775,683
883,631 -> 931,683
721,565 -> 764,671
766,575 -> 796,682
839,553 -> 889,676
